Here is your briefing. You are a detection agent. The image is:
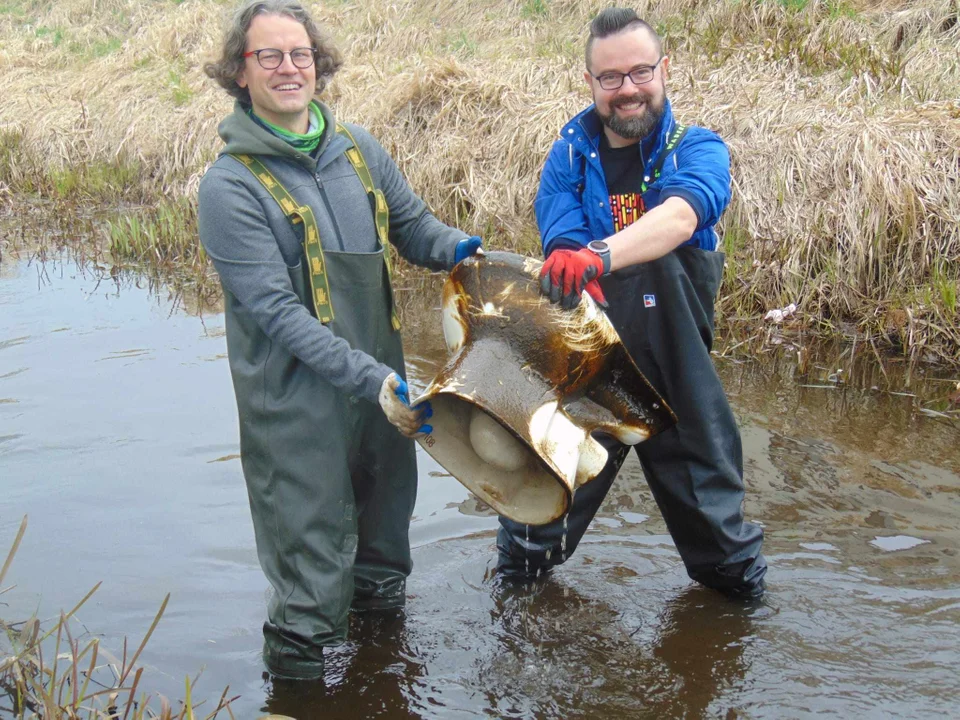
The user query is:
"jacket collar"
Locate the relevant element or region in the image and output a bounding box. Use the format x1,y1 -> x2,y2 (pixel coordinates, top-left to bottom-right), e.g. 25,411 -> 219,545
561,98 -> 676,166
217,100 -> 349,173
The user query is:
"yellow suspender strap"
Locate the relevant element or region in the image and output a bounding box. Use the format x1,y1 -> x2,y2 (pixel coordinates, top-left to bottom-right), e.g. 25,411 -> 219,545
230,153 -> 334,324
335,123 -> 401,331
231,127 -> 401,330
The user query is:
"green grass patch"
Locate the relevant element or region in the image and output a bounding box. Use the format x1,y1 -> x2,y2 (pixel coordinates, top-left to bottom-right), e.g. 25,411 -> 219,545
826,1 -> 858,20
0,129 -> 25,176
932,262 -> 958,315
107,200 -> 201,267
47,160 -> 142,201
63,35 -> 124,60
91,36 -> 123,57
449,30 -> 477,56
722,223 -> 750,258
520,0 -> 549,20
0,1 -> 27,18
0,129 -> 41,192
34,25 -> 64,46
168,68 -> 193,106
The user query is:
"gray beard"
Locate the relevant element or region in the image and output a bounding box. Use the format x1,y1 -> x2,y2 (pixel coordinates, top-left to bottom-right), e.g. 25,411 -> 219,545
599,100 -> 664,141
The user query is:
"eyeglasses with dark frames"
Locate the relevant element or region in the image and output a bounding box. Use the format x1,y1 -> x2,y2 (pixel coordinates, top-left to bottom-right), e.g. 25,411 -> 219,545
590,57 -> 664,91
243,47 -> 317,70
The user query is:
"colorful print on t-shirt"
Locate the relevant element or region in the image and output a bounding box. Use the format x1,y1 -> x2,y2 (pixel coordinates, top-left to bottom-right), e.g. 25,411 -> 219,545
610,192 -> 645,232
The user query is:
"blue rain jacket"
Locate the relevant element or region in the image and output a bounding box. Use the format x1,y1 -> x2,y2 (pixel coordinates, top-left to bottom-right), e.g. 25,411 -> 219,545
535,99 -> 731,254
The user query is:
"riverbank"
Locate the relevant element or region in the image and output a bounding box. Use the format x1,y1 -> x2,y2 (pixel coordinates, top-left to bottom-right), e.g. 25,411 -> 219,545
1,0 -> 958,361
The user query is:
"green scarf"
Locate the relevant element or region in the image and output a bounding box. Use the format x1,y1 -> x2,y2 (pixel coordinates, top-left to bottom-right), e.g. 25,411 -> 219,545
249,101 -> 325,153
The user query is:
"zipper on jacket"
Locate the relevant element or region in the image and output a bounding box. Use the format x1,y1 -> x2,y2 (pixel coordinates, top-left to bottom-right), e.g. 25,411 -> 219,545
314,176 -> 346,251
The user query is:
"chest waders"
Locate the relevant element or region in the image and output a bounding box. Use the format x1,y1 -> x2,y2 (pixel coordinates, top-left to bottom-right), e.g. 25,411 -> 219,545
498,250 -> 767,596
641,124 -> 687,194
229,129 -> 417,679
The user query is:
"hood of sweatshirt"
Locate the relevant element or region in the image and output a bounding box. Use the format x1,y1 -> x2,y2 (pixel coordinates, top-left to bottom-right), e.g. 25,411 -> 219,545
216,100 -> 339,172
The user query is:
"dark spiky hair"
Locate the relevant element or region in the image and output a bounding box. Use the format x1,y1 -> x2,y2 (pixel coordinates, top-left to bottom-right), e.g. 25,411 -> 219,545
585,8 -> 662,71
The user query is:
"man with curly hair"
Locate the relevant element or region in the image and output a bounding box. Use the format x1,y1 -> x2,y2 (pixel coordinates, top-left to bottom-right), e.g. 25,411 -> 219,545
199,0 -> 482,679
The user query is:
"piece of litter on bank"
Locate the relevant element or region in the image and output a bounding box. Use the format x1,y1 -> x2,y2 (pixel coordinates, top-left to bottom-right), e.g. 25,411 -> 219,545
869,535 -> 930,552
764,303 -> 797,323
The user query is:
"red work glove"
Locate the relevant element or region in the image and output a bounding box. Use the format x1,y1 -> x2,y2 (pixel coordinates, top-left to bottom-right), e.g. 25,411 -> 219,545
539,248 -> 608,310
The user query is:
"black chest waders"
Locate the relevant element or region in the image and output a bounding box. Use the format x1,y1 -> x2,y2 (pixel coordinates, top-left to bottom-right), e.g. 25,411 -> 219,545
497,132 -> 768,597
229,129 -> 417,679
642,124 -> 688,194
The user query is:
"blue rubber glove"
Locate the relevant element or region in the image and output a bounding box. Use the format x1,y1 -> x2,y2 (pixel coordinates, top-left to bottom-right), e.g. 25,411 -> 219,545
454,236 -> 484,265
393,377 -> 433,434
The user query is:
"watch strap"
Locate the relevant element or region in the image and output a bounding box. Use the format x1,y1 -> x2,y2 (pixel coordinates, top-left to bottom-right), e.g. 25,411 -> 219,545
587,242 -> 612,275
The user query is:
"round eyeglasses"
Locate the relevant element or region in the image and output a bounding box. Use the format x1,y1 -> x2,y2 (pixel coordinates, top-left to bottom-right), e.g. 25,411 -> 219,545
590,57 -> 664,91
243,47 -> 317,70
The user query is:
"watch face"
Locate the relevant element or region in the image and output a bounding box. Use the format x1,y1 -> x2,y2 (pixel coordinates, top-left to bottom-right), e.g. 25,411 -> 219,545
589,241 -> 609,253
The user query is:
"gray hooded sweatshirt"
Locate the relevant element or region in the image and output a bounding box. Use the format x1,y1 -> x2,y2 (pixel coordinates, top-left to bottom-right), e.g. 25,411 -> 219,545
198,101 -> 467,403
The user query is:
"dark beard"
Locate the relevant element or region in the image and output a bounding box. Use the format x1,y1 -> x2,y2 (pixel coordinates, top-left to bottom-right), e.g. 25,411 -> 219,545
598,96 -> 665,141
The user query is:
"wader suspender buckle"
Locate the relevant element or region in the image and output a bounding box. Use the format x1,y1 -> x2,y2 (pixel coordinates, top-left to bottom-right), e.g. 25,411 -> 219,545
230,152 -> 335,324
335,124 -> 402,332
639,124 -> 689,193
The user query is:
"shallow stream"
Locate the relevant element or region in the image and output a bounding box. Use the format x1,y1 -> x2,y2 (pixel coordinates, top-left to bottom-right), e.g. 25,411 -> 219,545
1,253 -> 958,718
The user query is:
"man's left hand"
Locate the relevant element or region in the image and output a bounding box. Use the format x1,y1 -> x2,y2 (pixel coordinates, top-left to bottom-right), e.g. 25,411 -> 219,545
379,373 -> 433,437
539,248 -> 608,310
454,236 -> 484,264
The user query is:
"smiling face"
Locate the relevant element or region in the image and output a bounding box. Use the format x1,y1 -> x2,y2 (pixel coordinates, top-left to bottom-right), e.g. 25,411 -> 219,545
584,26 -> 669,148
237,13 -> 316,133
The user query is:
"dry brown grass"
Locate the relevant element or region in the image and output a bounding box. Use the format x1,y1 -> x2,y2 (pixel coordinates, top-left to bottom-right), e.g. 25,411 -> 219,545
0,0 -> 958,360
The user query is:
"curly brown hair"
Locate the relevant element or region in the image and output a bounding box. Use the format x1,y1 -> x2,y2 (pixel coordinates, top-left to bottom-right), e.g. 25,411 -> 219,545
203,0 -> 343,104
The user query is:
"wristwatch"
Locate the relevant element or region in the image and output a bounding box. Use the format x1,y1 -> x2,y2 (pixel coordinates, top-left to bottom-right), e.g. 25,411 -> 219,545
587,240 -> 612,275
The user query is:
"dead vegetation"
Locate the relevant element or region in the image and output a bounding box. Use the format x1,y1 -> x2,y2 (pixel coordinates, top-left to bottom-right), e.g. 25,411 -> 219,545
0,518 -> 239,719
0,0 -> 958,361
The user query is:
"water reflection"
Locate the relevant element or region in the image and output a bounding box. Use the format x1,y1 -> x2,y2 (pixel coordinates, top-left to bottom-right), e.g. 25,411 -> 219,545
648,588 -> 759,719
262,612 -> 423,719
485,580 -> 759,719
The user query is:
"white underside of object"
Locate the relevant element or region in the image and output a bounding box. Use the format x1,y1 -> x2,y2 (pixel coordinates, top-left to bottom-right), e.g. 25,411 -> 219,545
612,424 -> 651,445
468,407 -> 528,472
441,293 -> 466,353
575,435 -> 608,485
528,401 -> 586,482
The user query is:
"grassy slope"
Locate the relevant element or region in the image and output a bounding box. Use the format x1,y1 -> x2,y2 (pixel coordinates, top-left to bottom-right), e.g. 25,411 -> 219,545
0,0 -> 958,359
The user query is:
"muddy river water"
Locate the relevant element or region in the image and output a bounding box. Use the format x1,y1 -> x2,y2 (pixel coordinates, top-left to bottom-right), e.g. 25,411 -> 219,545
1,254 -> 958,719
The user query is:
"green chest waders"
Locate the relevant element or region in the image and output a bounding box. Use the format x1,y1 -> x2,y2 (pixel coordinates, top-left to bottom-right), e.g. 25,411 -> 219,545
229,136 -> 418,679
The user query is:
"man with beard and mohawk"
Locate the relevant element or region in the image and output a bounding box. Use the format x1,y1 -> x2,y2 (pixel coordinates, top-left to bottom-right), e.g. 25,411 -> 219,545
496,8 -> 768,599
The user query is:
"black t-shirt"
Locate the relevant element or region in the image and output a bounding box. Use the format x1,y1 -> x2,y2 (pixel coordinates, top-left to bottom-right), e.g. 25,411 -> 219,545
599,134 -> 646,233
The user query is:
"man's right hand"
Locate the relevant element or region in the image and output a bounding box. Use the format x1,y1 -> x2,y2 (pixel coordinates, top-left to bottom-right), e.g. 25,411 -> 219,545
379,373 -> 433,437
539,248 -> 608,310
